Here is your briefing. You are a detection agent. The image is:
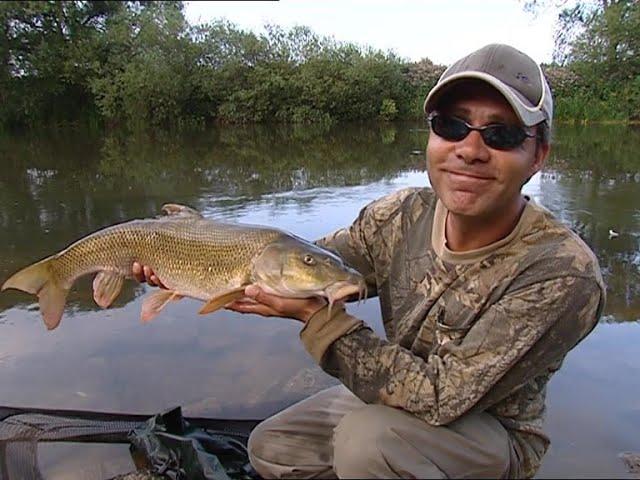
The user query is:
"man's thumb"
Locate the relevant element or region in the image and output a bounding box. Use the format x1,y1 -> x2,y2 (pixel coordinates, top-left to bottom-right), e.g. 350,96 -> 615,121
245,285 -> 262,299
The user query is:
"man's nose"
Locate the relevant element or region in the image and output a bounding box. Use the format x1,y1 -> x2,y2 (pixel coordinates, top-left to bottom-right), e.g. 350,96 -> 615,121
454,130 -> 490,163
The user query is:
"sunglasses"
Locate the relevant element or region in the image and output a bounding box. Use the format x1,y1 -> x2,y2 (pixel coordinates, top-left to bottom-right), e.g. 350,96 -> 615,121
428,113 -> 535,150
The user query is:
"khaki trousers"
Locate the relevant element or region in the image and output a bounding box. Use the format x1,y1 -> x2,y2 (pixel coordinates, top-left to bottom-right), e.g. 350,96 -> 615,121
248,385 -> 517,479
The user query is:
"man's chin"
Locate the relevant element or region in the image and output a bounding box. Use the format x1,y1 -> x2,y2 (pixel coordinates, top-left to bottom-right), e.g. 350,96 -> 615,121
441,192 -> 488,217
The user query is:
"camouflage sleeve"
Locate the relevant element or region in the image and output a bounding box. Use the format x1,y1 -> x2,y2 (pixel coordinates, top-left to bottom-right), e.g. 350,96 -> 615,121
315,187 -> 421,296
302,275 -> 603,426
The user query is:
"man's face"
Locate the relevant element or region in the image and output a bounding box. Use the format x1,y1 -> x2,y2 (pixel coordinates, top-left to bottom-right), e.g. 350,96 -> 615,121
426,82 -> 549,220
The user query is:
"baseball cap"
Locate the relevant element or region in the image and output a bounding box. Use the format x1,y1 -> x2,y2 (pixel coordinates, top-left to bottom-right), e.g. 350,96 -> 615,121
423,44 -> 553,127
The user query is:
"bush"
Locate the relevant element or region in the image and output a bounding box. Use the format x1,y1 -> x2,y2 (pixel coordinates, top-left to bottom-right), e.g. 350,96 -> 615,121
379,98 -> 398,121
4,1 -> 636,130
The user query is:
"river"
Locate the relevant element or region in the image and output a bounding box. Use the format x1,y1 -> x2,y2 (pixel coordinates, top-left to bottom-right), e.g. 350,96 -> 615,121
0,122 -> 638,478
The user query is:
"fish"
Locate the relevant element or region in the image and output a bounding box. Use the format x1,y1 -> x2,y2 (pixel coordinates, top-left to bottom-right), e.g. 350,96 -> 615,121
2,203 -> 366,330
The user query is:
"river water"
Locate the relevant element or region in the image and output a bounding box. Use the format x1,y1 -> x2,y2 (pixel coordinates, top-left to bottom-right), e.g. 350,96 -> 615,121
0,122 -> 638,478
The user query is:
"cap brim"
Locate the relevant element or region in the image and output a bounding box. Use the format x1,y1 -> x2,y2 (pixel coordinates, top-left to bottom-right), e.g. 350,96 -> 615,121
423,72 -> 547,127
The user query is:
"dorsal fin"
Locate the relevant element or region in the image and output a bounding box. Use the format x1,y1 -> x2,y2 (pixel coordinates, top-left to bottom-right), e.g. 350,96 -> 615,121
161,203 -> 203,218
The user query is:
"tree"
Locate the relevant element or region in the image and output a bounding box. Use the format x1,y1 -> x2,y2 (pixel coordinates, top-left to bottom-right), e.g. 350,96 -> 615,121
525,0 -> 639,120
0,1 -> 128,125
1,3 -> 440,128
88,1 -> 201,128
525,1 -> 639,74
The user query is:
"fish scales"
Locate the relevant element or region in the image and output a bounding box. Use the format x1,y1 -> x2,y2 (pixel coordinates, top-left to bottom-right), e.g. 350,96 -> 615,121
53,218 -> 282,299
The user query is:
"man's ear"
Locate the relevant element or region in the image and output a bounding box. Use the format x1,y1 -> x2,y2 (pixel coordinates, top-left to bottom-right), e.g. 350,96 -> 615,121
531,141 -> 550,176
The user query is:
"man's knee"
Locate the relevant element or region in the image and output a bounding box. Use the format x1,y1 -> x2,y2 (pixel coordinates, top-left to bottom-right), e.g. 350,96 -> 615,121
333,404 -> 406,478
248,415 -> 336,479
247,419 -> 275,477
333,404 -> 511,479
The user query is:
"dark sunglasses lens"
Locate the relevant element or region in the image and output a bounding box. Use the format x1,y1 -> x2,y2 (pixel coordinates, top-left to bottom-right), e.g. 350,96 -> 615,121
431,114 -> 530,150
431,115 -> 469,141
483,125 -> 527,150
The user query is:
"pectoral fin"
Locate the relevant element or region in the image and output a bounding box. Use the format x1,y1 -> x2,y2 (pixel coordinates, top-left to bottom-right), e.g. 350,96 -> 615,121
198,287 -> 246,315
92,271 -> 125,308
140,290 -> 183,323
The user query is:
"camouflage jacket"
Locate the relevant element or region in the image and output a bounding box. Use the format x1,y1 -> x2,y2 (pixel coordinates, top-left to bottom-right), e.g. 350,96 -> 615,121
301,187 -> 605,478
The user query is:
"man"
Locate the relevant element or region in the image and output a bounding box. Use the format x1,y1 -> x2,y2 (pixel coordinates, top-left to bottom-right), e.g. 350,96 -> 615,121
134,44 -> 605,478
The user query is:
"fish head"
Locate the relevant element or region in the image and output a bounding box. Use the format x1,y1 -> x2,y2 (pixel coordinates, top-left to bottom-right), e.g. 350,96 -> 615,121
252,236 -> 366,304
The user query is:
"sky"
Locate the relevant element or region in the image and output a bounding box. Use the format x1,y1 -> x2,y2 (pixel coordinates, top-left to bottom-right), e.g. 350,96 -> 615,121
184,0 -> 559,66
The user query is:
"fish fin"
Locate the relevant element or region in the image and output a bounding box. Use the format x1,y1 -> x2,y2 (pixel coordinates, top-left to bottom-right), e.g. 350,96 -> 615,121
39,282 -> 69,330
92,271 -> 125,308
140,290 -> 183,323
2,256 -> 68,330
161,204 -> 203,218
2,256 -> 54,294
198,287 -> 246,315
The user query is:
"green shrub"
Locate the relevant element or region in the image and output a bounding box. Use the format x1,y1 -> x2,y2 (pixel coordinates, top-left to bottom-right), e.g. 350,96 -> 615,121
379,98 -> 398,121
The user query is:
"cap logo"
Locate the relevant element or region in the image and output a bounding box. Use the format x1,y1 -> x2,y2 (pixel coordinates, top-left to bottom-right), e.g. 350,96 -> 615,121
515,72 -> 531,84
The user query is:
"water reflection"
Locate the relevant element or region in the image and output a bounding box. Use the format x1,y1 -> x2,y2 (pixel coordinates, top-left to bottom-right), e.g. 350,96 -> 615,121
0,122 -> 639,478
542,124 -> 640,322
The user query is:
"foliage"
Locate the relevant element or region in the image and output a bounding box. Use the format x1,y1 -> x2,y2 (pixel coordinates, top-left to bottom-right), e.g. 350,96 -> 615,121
91,3 -> 203,129
526,0 -> 640,122
379,98 -> 398,121
0,0 -> 125,126
0,2 -> 439,129
1,1 -> 638,129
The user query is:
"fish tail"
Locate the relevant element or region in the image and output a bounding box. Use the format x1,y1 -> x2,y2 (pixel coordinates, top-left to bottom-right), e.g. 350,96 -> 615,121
2,256 -> 69,330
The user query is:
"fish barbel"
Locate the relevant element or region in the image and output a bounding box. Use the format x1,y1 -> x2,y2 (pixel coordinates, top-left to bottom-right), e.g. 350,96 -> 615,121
2,204 -> 366,330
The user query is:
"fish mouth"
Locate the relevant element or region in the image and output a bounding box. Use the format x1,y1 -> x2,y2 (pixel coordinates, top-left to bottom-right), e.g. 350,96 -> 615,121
324,279 -> 368,316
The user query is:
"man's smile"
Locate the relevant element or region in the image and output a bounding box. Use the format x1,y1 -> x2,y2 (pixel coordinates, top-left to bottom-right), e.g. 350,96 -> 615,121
442,169 -> 496,190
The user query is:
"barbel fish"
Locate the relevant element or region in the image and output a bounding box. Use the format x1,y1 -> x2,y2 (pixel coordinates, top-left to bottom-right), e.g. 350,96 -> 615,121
2,204 -> 366,330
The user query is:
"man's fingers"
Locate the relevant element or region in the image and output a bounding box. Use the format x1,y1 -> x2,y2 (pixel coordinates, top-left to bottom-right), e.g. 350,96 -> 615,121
142,266 -> 153,285
228,297 -> 259,307
132,262 -> 143,282
245,285 -> 284,310
132,262 -> 150,284
226,299 -> 279,317
143,266 -> 163,287
228,285 -> 325,322
227,293 -> 280,316
132,262 -> 166,288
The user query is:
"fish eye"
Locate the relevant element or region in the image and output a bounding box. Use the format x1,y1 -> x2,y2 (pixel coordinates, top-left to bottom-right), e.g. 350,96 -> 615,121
303,254 -> 316,266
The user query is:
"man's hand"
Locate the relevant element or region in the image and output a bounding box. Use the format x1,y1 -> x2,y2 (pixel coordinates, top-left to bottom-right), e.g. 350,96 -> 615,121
227,285 -> 327,323
131,262 -> 327,322
132,262 -> 168,289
